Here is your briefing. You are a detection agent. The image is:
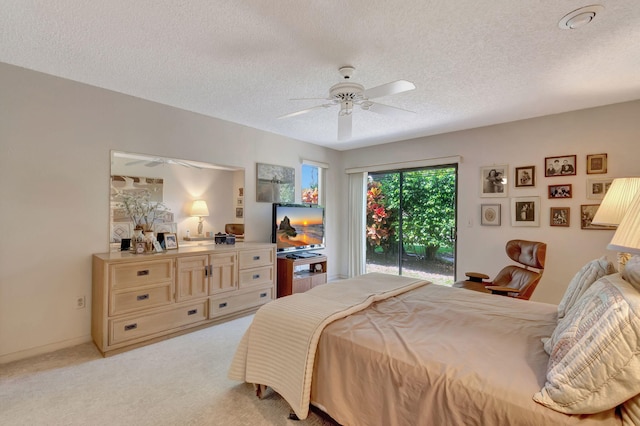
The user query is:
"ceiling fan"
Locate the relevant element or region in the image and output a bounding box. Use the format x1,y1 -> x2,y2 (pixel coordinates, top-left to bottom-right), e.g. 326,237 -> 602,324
278,66 -> 416,140
125,158 -> 202,169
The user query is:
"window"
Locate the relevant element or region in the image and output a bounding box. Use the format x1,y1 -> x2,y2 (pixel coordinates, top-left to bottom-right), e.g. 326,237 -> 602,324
301,161 -> 325,205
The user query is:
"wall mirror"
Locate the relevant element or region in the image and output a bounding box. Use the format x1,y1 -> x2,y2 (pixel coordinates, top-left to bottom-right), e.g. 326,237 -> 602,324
110,150 -> 245,248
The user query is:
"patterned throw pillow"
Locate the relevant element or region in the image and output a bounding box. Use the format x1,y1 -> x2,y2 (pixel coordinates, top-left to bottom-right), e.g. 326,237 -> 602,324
534,273 -> 640,414
622,255 -> 640,291
557,256 -> 615,319
543,257 -> 615,355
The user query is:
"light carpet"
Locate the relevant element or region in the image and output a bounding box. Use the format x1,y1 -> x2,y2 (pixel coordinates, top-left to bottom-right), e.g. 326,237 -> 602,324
0,315 -> 338,426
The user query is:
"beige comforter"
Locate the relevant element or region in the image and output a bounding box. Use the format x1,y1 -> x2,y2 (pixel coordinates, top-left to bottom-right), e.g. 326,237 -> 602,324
228,273 -> 427,419
311,282 -> 621,426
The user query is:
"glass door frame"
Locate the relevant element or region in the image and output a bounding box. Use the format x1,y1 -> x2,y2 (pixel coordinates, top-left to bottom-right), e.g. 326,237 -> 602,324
366,163 -> 458,283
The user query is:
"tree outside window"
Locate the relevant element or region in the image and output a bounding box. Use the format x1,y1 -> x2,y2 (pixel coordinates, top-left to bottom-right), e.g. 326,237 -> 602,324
301,164 -> 320,204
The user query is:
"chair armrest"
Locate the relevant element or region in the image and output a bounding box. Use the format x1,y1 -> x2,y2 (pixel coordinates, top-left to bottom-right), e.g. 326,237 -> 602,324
465,272 -> 490,283
485,286 -> 521,296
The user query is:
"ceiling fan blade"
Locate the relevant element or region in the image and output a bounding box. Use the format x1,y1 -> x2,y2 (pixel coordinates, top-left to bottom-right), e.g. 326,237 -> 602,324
363,80 -> 416,99
289,97 -> 331,101
366,101 -> 416,118
338,113 -> 352,140
278,104 -> 332,119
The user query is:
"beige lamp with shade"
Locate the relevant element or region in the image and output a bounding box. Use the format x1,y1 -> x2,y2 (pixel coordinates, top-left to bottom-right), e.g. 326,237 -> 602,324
591,177 -> 640,271
190,200 -> 209,236
608,191 -> 640,254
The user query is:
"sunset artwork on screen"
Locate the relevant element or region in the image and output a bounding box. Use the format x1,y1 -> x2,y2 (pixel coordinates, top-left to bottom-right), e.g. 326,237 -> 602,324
272,204 -> 325,252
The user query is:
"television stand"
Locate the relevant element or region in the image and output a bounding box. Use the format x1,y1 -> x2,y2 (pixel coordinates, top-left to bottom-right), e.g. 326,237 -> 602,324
277,254 -> 327,297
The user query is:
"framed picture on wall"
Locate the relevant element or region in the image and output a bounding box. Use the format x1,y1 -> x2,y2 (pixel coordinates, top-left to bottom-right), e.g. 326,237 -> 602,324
586,178 -> 613,199
514,166 -> 535,187
586,153 -> 607,174
544,155 -> 576,177
256,163 -> 295,203
548,184 -> 572,199
481,204 -> 501,226
550,207 -> 570,227
236,207 -> 244,218
480,165 -> 508,197
511,196 -> 540,227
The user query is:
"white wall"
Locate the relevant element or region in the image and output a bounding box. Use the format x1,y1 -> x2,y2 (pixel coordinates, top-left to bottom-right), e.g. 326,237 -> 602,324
340,101 -> 640,304
0,63 -> 342,362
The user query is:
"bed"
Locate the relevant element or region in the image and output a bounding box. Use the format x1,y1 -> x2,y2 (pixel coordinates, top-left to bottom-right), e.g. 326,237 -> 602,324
229,264 -> 640,426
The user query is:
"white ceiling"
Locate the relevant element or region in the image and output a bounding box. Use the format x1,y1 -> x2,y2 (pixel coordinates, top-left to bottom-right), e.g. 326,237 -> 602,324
2,1 -> 639,150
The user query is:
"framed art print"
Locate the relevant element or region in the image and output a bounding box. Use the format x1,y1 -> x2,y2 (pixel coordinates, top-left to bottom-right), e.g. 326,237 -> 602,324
481,204 -> 501,226
581,204 -> 616,230
586,153 -> 607,174
544,155 -> 576,177
550,207 -> 570,227
480,165 -> 508,197
511,196 -> 540,227
256,163 -> 295,203
548,184 -> 572,199
514,166 -> 535,187
586,178 -> 613,200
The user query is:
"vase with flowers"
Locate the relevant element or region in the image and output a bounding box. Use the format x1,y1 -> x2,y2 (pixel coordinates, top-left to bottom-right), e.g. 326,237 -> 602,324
112,188 -> 170,234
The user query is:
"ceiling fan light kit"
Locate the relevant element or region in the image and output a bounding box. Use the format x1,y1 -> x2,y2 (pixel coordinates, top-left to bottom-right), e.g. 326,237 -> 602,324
279,66 -> 416,141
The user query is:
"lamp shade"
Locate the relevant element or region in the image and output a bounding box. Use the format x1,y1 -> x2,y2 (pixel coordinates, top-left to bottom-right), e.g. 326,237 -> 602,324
592,177 -> 640,226
190,200 -> 209,217
608,192 -> 640,255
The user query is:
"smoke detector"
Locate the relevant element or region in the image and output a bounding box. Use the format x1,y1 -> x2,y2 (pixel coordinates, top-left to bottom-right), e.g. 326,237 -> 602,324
559,5 -> 604,29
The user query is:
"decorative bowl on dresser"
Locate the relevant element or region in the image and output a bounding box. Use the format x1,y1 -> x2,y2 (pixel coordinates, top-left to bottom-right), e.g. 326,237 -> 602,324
92,242 -> 276,356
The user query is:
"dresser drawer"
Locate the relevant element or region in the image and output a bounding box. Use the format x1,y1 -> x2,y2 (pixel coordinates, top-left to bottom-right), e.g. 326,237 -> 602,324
238,248 -> 273,270
110,259 -> 174,290
209,286 -> 273,318
239,266 -> 274,288
110,283 -> 173,316
109,300 -> 208,345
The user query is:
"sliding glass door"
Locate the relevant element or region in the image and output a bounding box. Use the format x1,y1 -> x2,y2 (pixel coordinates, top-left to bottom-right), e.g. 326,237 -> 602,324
365,165 -> 457,285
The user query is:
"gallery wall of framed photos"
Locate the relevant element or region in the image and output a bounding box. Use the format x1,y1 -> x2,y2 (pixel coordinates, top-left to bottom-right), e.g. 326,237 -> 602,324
479,153 -> 612,229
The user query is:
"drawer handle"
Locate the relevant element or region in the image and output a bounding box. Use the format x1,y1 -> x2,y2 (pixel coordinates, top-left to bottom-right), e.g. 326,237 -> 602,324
253,274 -> 260,280
253,256 -> 260,260
137,294 -> 149,301
187,309 -> 198,315
218,302 -> 227,308
124,323 -> 138,331
137,270 -> 150,276
260,292 -> 267,298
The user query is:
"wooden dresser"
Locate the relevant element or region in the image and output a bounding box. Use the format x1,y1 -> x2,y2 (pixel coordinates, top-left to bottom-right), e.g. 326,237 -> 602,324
92,242 -> 275,356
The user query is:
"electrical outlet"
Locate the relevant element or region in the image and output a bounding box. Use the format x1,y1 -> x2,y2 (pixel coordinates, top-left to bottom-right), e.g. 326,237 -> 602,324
76,295 -> 86,309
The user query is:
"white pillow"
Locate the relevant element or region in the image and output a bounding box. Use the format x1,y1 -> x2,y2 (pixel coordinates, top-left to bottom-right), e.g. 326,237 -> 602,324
543,257 -> 616,355
557,256 -> 615,319
534,273 -> 640,414
622,255 -> 640,290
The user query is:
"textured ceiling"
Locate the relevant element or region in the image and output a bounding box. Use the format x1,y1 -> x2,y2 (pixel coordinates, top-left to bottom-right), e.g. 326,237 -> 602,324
2,1 -> 639,150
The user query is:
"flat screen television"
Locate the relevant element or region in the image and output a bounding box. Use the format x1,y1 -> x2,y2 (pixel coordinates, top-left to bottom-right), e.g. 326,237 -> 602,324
271,203 -> 325,253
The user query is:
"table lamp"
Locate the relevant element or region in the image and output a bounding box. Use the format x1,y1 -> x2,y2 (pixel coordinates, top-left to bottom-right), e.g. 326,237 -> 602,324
191,200 -> 209,236
607,191 -> 640,273
592,177 -> 640,226
591,178 -> 640,271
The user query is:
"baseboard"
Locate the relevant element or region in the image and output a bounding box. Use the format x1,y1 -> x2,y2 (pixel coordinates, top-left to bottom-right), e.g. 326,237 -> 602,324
0,335 -> 92,365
